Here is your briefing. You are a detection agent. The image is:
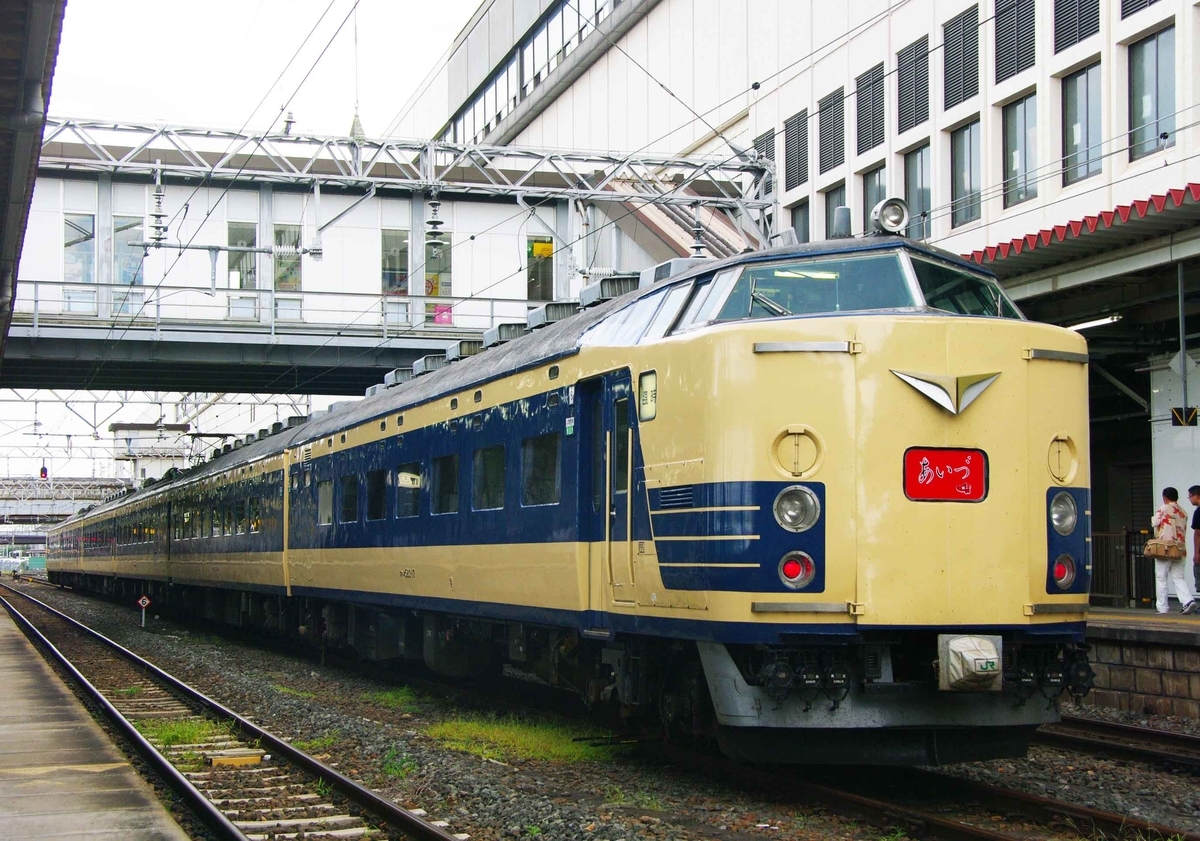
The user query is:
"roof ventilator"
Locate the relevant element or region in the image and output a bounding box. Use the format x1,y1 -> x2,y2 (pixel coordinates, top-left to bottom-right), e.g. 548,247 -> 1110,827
637,258 -> 708,289
413,354 -> 448,376
446,340 -> 484,362
257,429 -> 269,440
364,384 -> 383,397
526,301 -> 579,329
286,415 -> 308,428
580,273 -> 639,308
271,422 -> 284,434
385,368 -> 414,387
482,322 -> 529,348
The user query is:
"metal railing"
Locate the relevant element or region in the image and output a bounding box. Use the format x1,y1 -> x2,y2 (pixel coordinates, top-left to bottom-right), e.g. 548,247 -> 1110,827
12,279 -> 540,339
1091,529 -> 1155,608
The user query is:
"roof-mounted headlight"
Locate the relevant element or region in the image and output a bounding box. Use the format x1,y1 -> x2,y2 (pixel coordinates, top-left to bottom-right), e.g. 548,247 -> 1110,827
871,197 -> 910,235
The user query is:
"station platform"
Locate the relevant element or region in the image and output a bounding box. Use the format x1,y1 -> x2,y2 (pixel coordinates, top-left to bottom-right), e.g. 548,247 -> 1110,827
1086,605 -> 1200,646
0,605 -> 190,840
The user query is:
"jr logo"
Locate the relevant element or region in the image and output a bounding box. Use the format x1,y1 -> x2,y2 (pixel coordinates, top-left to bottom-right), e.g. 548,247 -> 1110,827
976,659 -> 998,672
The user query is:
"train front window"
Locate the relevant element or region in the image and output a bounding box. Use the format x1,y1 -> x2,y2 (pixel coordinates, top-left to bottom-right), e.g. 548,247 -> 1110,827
713,254 -> 914,321
909,257 -> 1022,319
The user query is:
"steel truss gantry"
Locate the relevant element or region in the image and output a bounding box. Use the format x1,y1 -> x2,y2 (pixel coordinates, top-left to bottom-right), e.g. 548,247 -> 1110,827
39,117 -> 776,242
0,477 -> 131,502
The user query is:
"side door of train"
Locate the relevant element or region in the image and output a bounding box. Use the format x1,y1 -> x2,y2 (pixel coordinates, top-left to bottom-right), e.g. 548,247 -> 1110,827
579,371 -> 636,605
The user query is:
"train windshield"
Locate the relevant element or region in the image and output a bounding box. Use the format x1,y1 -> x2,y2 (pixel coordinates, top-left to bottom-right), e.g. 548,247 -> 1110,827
712,253 -> 913,322
909,256 -> 1022,319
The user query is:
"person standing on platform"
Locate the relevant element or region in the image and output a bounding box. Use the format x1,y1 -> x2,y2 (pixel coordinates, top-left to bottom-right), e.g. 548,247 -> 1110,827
1189,485 -> 1200,598
1152,487 -> 1198,615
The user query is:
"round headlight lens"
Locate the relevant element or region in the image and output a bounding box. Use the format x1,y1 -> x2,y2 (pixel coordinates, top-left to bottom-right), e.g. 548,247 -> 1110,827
1050,491 -> 1078,536
871,197 -> 910,234
773,486 -> 821,532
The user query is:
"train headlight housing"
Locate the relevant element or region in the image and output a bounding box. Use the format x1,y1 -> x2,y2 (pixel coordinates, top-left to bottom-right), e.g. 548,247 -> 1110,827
1050,491 -> 1078,536
779,551 -> 816,589
870,197 -> 910,235
773,485 -> 821,532
1052,554 -> 1077,590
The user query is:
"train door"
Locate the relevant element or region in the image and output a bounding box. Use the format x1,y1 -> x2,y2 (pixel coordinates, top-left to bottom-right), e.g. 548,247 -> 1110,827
580,371 -> 636,605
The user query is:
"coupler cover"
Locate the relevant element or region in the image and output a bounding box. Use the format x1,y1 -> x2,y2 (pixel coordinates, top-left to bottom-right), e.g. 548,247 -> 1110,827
937,634 -> 1003,691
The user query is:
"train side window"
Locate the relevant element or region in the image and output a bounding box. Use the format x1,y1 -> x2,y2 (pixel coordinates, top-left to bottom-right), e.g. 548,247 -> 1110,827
641,282 -> 693,342
340,475 -> 359,523
431,455 -> 460,514
291,472 -> 299,491
211,506 -> 221,537
472,445 -> 506,511
679,269 -> 738,330
522,433 -> 561,506
317,480 -> 334,525
614,397 -> 630,493
249,498 -> 262,533
236,500 -> 247,534
396,462 -> 421,518
224,504 -> 234,536
366,469 -> 387,521
609,289 -> 666,345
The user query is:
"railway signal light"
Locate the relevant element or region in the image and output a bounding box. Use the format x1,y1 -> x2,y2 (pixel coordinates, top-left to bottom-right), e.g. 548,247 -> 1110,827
39,464 -> 47,480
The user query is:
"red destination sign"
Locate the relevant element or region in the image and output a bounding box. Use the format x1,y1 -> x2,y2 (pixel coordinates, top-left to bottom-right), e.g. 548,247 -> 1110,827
903,448 -> 988,502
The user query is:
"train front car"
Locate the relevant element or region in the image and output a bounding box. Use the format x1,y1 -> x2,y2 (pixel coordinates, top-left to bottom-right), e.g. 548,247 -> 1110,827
626,230 -> 1092,765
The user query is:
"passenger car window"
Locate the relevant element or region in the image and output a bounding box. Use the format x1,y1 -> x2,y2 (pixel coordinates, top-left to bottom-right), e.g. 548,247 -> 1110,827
366,469 -> 387,521
909,257 -> 1022,319
317,480 -> 333,525
432,455 -> 460,514
522,434 -> 561,506
472,445 -> 506,510
340,475 -> 359,523
396,462 -> 420,518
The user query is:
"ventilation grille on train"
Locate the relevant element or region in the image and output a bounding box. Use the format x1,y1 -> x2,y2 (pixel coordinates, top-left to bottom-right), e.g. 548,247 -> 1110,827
302,446 -> 312,464
658,486 -> 695,509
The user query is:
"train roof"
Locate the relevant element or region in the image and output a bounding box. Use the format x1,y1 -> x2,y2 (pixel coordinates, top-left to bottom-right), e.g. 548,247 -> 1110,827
56,235 -> 995,525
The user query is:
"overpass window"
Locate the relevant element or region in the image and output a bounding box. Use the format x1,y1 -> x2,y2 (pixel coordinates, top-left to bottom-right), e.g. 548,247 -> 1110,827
1063,63 -> 1102,184
340,475 -> 359,523
431,455 -> 459,514
228,222 -> 257,289
1129,27 -> 1174,160
527,237 -> 554,301
274,224 -> 302,292
396,462 -> 420,518
366,469 -> 387,521
318,480 -> 334,525
425,238 -> 452,322
522,434 -> 561,506
113,215 -> 144,295
382,229 -> 410,325
64,213 -> 95,284
472,445 -> 506,511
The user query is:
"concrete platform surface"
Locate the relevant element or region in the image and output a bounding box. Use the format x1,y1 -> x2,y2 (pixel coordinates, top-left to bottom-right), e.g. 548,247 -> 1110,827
0,604 -> 190,840
1086,605 -> 1200,646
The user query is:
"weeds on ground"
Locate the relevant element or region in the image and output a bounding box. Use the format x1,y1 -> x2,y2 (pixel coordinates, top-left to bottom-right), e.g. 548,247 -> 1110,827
525,826 -> 542,836
314,778 -> 333,797
425,714 -> 619,763
273,684 -> 315,699
134,718 -> 230,747
382,746 -> 418,778
602,785 -> 662,810
113,686 -> 143,697
173,749 -> 205,771
362,686 -> 426,712
293,730 -> 340,752
877,830 -> 908,841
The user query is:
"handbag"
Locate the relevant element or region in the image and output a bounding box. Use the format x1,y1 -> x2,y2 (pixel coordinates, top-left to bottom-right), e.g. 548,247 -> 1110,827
1143,538 -> 1185,560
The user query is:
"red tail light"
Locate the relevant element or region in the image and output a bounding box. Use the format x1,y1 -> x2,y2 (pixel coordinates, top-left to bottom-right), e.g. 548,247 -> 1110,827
1053,554 -> 1076,589
779,551 -> 816,589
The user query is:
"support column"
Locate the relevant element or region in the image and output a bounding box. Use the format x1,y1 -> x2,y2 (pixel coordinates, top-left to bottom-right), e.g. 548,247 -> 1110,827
259,184 -> 273,323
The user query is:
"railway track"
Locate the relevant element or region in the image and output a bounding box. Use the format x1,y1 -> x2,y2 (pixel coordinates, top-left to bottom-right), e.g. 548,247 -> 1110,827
1034,714 -> 1200,771
661,743 -> 1200,841
0,583 -> 462,841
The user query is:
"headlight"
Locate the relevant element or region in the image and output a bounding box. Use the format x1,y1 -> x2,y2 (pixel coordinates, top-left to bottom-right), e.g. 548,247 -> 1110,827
773,485 -> 821,532
1050,491 -> 1078,536
870,197 -> 910,234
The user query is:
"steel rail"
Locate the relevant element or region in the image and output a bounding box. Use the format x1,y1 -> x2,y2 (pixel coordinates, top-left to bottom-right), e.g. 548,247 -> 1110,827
0,582 -> 461,841
1034,714 -> 1200,771
0,591 -> 249,841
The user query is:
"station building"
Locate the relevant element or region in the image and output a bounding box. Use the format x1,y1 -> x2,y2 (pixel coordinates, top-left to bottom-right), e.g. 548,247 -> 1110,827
393,0 -> 1200,594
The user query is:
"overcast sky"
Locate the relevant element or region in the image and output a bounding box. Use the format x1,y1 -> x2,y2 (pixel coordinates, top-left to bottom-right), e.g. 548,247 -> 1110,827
49,0 -> 481,137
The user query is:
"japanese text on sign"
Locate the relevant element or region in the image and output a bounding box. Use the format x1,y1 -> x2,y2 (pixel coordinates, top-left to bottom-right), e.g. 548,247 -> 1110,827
903,447 -> 988,502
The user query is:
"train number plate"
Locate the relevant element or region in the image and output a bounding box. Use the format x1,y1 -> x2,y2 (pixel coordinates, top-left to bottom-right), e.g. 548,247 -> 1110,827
903,447 -> 988,502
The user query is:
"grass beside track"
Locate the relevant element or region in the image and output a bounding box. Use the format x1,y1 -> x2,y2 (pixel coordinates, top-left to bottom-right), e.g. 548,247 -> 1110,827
426,714 -> 620,763
362,686 -> 426,712
134,718 -> 230,747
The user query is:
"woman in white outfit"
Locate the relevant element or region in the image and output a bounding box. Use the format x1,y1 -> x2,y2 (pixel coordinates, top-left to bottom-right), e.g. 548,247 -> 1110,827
1151,487 -> 1199,615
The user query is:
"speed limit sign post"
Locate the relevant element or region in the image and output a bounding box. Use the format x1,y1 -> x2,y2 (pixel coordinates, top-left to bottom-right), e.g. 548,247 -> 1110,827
137,595 -> 151,628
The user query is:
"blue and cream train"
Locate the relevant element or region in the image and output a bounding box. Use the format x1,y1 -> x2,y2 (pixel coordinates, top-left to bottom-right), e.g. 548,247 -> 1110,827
48,214 -> 1094,764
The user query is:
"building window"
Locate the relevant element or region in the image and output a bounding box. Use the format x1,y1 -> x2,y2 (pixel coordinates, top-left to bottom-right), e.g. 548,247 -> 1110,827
396,462 -> 420,518
823,183 -> 846,237
753,129 -> 776,195
995,0 -> 1036,83
274,223 -> 301,291
1129,27 -> 1175,161
1063,63 -> 1102,184
527,236 -> 554,301
783,110 -> 808,191
431,454 -> 459,514
339,475 -> 359,523
1055,0 -> 1100,53
472,445 -> 506,511
818,88 -> 845,174
64,213 -> 95,284
1122,0 -> 1163,18
904,145 -> 932,240
113,215 -> 144,315
856,63 -> 885,154
943,5 -> 980,110
522,433 -> 561,506
317,480 -> 333,525
790,201 -> 810,243
382,229 -> 409,295
228,222 -> 257,289
1003,93 -> 1038,207
365,469 -> 387,521
425,237 -> 452,323
951,121 -> 981,227
862,166 -> 886,231
897,35 -> 929,134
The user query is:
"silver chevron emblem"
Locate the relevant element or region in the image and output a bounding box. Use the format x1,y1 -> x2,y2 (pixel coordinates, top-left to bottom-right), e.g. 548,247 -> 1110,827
891,370 -> 1001,415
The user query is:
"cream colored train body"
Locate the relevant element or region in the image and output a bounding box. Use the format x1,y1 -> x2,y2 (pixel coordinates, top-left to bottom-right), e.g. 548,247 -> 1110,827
48,236 -> 1092,764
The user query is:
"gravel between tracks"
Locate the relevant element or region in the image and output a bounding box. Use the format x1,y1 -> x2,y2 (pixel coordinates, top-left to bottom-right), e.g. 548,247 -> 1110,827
16,582 -> 1200,840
